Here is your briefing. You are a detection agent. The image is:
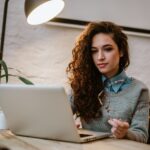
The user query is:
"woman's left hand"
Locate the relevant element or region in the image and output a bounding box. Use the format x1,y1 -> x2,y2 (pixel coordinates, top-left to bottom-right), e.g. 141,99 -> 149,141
108,118 -> 129,139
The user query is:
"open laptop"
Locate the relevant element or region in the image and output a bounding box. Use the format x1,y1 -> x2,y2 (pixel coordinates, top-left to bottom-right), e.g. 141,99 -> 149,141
0,84 -> 111,143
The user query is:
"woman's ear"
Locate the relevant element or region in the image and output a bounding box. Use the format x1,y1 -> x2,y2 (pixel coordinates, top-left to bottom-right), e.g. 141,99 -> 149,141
120,51 -> 124,57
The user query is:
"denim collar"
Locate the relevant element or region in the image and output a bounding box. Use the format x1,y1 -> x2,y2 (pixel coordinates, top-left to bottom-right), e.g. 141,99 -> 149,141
102,70 -> 128,93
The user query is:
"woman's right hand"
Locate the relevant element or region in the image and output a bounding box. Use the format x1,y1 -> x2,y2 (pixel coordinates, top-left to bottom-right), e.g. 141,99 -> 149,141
76,124 -> 81,128
74,115 -> 82,128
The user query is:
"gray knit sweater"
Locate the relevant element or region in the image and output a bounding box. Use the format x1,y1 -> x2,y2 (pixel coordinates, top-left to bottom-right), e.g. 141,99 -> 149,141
69,78 -> 150,143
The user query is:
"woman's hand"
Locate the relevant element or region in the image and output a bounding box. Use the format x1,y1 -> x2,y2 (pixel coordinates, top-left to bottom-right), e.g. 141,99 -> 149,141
73,115 -> 82,129
108,118 -> 129,139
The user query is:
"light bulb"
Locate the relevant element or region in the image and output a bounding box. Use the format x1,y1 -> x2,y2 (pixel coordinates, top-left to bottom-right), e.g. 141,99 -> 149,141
27,0 -> 65,25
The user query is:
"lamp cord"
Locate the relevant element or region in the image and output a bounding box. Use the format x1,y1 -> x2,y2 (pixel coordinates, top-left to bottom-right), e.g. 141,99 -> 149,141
0,0 -> 9,81
0,0 -> 9,60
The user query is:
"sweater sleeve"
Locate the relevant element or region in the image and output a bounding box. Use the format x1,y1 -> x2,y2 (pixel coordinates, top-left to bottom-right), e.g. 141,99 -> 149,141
125,89 -> 150,143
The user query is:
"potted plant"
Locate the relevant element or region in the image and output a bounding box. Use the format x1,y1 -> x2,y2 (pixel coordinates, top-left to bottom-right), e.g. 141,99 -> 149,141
0,60 -> 33,84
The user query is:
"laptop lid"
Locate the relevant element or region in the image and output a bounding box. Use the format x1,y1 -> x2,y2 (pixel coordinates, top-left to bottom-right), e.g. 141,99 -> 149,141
0,84 -> 110,143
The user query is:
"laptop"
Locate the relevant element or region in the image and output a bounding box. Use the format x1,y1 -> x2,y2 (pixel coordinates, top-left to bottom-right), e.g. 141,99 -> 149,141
0,84 -> 111,143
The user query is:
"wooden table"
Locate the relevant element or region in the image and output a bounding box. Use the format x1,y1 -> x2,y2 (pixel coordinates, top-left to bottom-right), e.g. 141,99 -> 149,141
0,130 -> 149,150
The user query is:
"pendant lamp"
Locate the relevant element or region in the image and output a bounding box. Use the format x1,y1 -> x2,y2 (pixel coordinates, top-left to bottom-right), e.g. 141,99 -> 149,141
24,0 -> 65,25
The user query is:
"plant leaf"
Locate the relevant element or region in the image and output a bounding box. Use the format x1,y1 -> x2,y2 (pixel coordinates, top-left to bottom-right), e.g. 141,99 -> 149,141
0,60 -> 8,83
18,76 -> 34,85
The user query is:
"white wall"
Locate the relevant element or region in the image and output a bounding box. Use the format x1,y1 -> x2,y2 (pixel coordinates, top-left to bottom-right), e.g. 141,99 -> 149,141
61,0 -> 150,30
0,0 -> 150,91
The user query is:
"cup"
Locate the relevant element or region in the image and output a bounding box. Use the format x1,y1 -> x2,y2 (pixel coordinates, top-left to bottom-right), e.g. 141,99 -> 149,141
0,110 -> 7,129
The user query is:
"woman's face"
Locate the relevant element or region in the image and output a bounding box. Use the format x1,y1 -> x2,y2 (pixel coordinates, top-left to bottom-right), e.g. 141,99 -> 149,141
91,33 -> 123,78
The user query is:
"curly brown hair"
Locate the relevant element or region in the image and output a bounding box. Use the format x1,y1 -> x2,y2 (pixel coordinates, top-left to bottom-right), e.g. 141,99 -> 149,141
66,21 -> 130,122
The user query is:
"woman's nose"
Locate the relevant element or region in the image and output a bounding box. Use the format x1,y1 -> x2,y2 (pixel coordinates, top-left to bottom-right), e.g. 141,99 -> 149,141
97,51 -> 105,60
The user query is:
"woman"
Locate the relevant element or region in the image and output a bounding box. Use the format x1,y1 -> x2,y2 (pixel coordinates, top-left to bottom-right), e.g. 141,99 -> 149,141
66,21 -> 150,143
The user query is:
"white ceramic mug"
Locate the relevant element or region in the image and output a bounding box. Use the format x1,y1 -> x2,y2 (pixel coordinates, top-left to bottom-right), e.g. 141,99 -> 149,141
0,110 -> 7,129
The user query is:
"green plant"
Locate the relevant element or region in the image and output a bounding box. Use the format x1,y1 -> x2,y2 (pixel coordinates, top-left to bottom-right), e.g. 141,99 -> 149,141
0,60 -> 33,84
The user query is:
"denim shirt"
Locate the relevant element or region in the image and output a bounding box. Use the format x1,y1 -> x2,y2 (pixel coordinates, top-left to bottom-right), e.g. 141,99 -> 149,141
102,70 -> 132,93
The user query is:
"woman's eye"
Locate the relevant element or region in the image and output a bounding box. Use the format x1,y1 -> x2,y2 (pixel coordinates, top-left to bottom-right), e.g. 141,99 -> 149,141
104,47 -> 113,52
91,49 -> 97,53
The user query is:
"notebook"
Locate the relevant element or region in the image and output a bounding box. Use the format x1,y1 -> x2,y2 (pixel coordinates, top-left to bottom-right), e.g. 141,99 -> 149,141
0,84 -> 111,143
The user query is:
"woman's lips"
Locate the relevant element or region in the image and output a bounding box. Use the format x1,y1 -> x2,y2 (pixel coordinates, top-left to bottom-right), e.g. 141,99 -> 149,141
97,63 -> 108,68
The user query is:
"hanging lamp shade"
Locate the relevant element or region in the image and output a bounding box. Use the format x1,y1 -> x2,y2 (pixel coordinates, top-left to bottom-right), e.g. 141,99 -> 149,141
24,0 -> 65,25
